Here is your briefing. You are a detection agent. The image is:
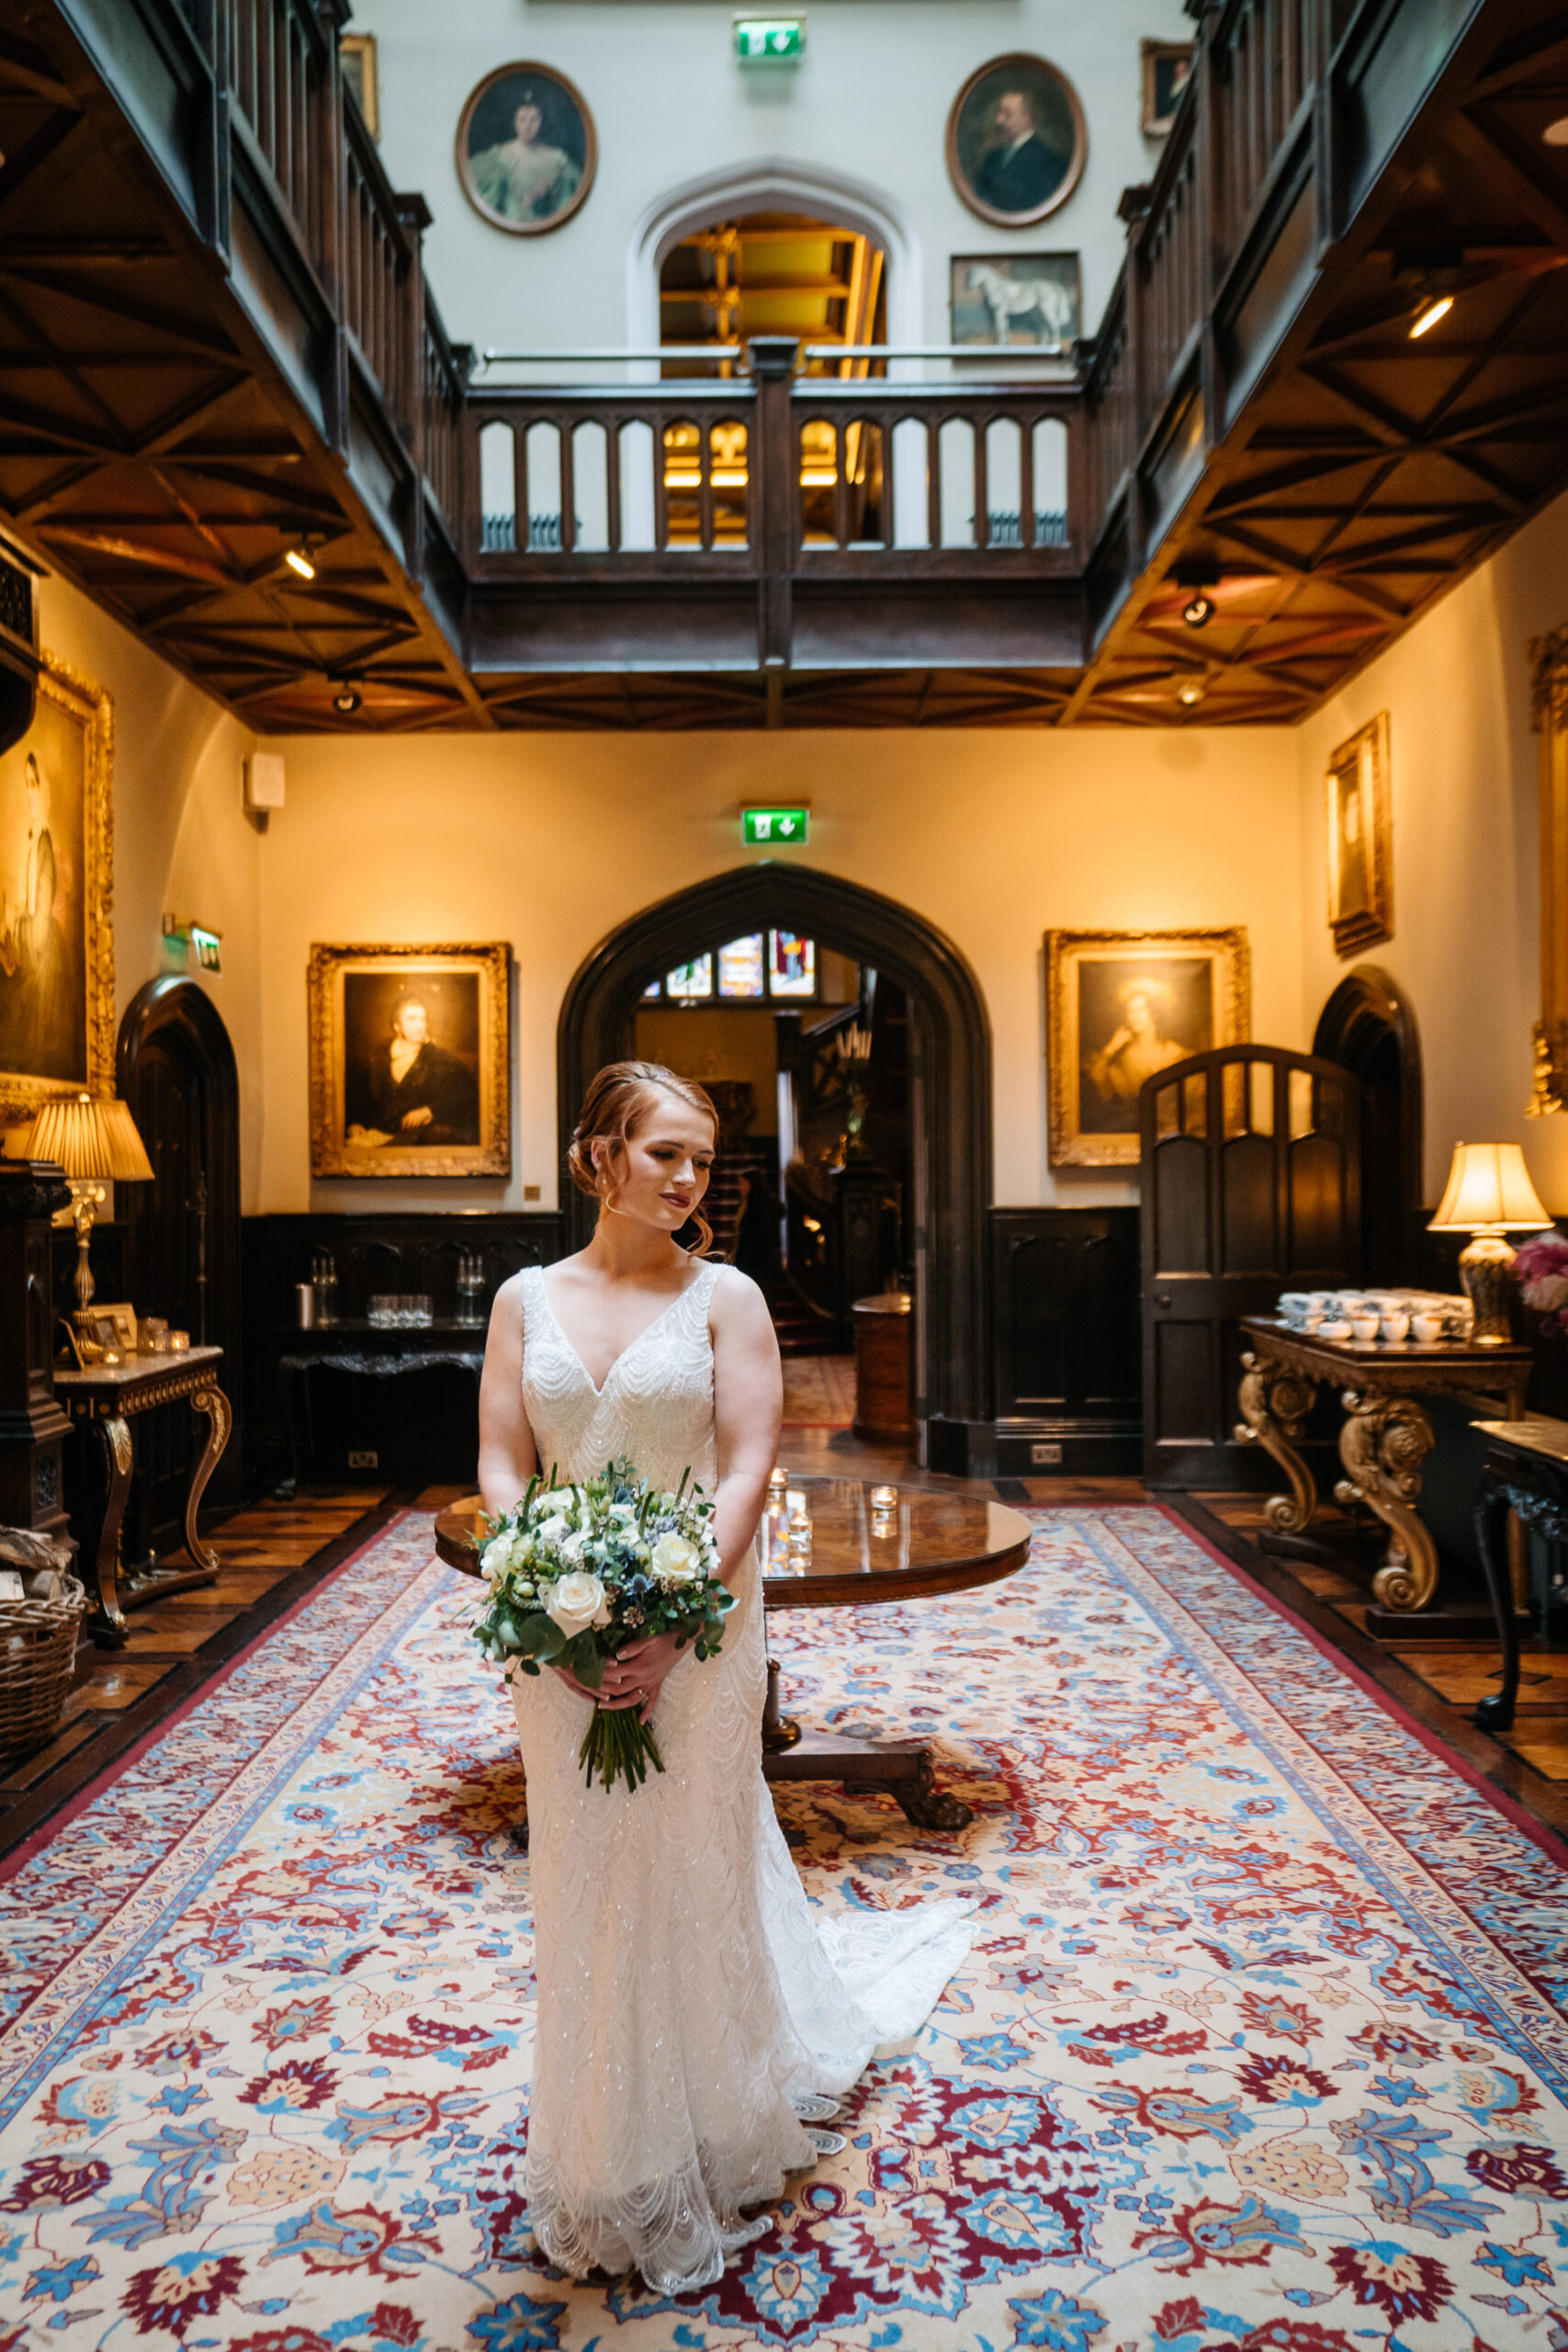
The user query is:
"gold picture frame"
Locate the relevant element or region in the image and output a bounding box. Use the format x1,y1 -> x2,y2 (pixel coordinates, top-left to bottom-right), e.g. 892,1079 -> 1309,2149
1325,712 -> 1393,957
0,650 -> 115,1131
944,53 -> 1088,230
456,62 -> 597,238
1046,927 -> 1250,1167
96,1301 -> 140,1355
308,943 -> 511,1179
1141,40 -> 1195,137
341,32 -> 379,138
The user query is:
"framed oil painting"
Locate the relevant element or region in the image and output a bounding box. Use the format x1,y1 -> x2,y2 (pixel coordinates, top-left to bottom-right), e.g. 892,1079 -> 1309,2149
1142,40 -> 1195,137
946,54 -> 1087,229
457,62 -> 596,236
950,252 -> 1080,348
1046,927 -> 1250,1167
341,32 -> 379,138
1325,713 -> 1393,957
0,650 -> 114,1132
308,943 -> 510,1179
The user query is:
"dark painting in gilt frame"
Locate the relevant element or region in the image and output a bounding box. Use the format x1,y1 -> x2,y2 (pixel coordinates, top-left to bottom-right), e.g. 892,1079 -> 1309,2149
0,650 -> 114,1132
1325,712 -> 1393,957
1047,926 -> 1250,1167
946,54 -> 1087,230
340,32 -> 379,138
457,61 -> 596,236
1142,40 -> 1195,137
308,943 -> 510,1179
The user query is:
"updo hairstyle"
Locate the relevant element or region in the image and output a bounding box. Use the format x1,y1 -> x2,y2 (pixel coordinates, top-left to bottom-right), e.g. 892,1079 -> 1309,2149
568,1060 -> 717,1256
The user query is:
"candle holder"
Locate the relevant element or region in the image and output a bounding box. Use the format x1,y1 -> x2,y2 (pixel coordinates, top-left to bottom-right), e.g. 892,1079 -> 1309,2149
870,1484 -> 897,1514
767,1467 -> 788,1504
786,1510 -> 813,1564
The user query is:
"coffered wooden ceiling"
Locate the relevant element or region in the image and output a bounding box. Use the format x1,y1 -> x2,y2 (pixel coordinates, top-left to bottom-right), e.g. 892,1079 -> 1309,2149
3,3 -> 1568,731
659,213 -> 886,377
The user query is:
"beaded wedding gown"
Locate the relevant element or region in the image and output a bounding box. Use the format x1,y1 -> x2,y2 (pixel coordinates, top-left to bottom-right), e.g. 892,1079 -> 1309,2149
510,1258 -> 972,2293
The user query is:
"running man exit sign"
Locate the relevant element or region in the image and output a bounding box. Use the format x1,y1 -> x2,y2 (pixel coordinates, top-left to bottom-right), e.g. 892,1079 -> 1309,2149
742,806 -> 809,844
734,17 -> 805,62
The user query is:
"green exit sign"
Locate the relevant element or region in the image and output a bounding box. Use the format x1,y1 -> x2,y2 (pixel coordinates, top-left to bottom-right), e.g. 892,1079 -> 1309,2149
742,805 -> 809,845
735,17 -> 805,62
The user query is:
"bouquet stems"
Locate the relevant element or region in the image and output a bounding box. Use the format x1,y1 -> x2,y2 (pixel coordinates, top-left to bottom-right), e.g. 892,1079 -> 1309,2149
579,1704 -> 667,1792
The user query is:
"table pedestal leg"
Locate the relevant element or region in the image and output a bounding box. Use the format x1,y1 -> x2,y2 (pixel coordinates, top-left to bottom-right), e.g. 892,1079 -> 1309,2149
1235,1351 -> 1319,1534
1335,1385 -> 1438,1612
762,1657 -> 802,1752
85,1415 -> 132,1647
1473,1472 -> 1520,1733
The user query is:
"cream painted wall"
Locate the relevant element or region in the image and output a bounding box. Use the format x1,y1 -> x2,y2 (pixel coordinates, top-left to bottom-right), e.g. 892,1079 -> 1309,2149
252,723 -> 1302,1216
355,0 -> 1189,362
30,573 -> 265,1210
1296,484 -> 1568,1216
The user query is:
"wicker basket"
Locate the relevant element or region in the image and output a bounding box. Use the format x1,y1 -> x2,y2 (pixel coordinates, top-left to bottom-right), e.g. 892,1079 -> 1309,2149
0,1575 -> 86,1757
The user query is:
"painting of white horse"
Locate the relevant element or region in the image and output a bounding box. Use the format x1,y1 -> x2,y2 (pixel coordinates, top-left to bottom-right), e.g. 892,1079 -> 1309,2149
950,253 -> 1081,349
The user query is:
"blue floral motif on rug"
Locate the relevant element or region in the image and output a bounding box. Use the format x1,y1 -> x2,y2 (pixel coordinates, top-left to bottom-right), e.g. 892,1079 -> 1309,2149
2,1505 -> 1566,2352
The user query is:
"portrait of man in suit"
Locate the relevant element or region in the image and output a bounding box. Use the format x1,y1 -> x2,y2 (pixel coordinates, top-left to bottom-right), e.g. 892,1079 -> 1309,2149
948,56 -> 1086,228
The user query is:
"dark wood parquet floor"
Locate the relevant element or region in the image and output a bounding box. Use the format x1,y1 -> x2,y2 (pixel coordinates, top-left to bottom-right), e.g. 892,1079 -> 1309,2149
4,1448 -> 1563,1863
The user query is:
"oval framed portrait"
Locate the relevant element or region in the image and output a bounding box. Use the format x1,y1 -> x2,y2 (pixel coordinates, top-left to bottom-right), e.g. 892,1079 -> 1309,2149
946,54 -> 1087,229
456,62 -> 596,236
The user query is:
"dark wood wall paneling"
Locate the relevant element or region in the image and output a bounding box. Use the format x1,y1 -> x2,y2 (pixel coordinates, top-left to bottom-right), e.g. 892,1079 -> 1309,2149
242,1212 -> 567,1489
981,1208 -> 1142,1476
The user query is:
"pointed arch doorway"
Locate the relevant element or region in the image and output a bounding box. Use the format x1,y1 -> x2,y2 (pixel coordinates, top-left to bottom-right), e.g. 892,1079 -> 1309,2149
558,866 -> 991,1456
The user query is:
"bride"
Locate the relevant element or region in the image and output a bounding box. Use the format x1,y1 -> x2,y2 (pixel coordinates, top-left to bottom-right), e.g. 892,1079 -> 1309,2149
477,1061 -> 971,2294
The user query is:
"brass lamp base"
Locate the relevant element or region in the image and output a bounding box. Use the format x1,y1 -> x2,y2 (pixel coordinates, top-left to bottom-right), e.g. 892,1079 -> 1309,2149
66,1179 -> 107,1336
1458,1228 -> 1517,1345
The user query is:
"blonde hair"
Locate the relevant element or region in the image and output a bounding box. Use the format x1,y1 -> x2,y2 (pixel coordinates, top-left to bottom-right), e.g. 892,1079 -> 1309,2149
568,1060 -> 717,1256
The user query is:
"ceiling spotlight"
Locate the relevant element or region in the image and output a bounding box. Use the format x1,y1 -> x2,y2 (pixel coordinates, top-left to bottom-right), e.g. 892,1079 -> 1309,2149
1408,292 -> 1453,339
284,540 -> 317,580
332,682 -> 362,715
1182,591 -> 1215,628
1176,670 -> 1211,708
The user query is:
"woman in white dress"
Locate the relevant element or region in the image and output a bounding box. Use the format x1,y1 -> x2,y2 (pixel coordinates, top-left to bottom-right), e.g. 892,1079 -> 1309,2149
477,1062 -> 970,2294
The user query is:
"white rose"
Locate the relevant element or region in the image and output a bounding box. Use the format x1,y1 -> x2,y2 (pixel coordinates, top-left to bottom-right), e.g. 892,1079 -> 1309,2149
649,1532 -> 700,1588
1528,1272 -> 1568,1311
480,1535 -> 512,1581
545,1570 -> 613,1637
535,1513 -> 570,1551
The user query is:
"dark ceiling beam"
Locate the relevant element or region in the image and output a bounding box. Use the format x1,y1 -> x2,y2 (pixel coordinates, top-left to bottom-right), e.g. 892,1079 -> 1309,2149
1444,108 -> 1568,247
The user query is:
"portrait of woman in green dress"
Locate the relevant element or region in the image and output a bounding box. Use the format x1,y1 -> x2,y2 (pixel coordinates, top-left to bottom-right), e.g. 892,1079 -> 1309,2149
457,64 -> 596,236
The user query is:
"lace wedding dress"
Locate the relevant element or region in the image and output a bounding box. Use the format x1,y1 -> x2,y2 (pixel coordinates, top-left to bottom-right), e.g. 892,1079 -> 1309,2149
510,1258 -> 972,2293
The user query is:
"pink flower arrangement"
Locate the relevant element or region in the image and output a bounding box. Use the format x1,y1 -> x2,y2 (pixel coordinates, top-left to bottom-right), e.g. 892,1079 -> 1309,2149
1515,1228 -> 1568,1335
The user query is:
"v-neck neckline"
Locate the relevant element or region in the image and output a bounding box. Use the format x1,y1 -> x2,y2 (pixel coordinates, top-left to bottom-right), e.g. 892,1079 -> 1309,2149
537,1264 -> 707,1400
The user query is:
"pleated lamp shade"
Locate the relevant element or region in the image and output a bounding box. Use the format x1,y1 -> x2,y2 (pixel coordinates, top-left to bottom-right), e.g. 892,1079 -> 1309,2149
1428,1141 -> 1551,1233
27,1091 -> 154,1182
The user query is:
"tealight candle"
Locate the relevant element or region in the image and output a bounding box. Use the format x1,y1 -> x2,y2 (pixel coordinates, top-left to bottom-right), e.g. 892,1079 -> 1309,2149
786,1510 -> 813,1558
768,1466 -> 788,1501
870,1485 -> 897,1513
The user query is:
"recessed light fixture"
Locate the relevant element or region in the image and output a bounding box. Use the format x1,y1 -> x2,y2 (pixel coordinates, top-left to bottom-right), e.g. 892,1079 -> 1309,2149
332,682 -> 363,715
1409,292 -> 1454,339
1176,670 -> 1212,708
1182,591 -> 1215,628
284,541 -> 317,580
1543,114 -> 1568,145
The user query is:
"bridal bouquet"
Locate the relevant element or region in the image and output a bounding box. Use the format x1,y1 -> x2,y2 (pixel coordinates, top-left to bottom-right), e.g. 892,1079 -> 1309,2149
472,1458 -> 734,1792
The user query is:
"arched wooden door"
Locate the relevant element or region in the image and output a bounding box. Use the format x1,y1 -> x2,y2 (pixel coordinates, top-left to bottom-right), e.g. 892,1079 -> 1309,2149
118,978 -> 243,1520
1140,1044 -> 1361,1487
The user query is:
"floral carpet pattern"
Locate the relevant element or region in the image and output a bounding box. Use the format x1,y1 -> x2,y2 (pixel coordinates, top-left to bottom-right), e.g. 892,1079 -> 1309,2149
3,1505 -> 1568,2352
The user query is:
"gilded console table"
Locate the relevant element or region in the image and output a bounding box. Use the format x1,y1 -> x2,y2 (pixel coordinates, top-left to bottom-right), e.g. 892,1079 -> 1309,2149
54,1345 -> 231,1646
1235,1317 -> 1530,1617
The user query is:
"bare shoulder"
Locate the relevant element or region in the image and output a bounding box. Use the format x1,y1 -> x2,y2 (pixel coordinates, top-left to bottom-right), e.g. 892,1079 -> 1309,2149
707,1262 -> 775,1342
488,1268 -> 529,1332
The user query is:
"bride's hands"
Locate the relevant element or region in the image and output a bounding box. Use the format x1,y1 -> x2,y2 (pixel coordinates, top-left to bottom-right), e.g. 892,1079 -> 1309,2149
554,1631 -> 682,1724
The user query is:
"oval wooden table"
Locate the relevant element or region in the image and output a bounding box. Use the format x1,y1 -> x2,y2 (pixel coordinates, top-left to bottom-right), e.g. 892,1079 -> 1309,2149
434,1476 -> 1032,1837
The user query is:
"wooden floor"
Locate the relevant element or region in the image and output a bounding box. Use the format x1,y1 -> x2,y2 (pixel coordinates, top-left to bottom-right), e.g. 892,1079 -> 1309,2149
5,1445 -> 1564,1863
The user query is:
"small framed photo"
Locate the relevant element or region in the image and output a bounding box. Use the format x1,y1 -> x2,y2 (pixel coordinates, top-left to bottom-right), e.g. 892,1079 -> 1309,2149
96,1301 -> 140,1355
457,62 -> 596,236
1046,928 -> 1250,1167
1325,713 -> 1393,957
88,1316 -> 123,1362
1142,40 -> 1195,137
341,32 -> 379,137
308,944 -> 511,1179
946,54 -> 1087,229
951,253 -> 1080,349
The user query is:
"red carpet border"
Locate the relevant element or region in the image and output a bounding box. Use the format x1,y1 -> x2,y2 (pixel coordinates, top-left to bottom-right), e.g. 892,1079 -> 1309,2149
1,1505 -> 1566,2351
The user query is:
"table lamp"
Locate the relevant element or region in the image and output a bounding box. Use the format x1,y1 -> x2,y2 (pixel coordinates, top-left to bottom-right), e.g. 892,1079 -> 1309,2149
1427,1141 -> 1552,1343
25,1091 -> 154,1337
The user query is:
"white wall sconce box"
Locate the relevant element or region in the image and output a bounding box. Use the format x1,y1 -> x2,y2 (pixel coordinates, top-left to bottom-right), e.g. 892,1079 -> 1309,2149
244,752 -> 286,813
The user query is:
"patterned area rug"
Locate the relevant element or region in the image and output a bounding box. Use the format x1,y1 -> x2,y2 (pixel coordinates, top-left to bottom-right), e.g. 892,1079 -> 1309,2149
3,1506 -> 1567,2352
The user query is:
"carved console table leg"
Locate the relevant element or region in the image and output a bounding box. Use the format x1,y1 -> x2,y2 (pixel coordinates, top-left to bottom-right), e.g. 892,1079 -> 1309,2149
1235,1351 -> 1320,1534
1334,1386 -> 1438,1612
863,1752 -> 975,1832
85,1415 -> 133,1647
183,1384 -> 232,1576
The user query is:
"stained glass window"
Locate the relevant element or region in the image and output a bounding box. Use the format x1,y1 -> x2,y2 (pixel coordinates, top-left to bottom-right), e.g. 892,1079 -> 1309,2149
642,978 -> 660,999
769,932 -> 816,997
667,955 -> 713,1000
717,934 -> 765,998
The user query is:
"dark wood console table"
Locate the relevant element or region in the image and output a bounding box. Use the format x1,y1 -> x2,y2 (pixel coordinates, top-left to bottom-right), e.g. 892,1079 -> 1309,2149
1235,1317 -> 1530,1622
1473,1419 -> 1568,1733
434,1476 -> 1032,1841
54,1345 -> 231,1646
276,1321 -> 486,1496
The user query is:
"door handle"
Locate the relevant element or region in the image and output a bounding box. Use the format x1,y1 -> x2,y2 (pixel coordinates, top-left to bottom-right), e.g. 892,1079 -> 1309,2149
1155,1293 -> 1171,1308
